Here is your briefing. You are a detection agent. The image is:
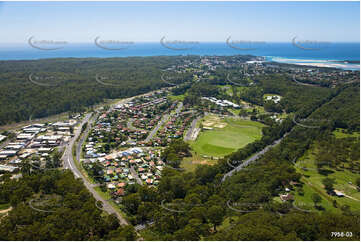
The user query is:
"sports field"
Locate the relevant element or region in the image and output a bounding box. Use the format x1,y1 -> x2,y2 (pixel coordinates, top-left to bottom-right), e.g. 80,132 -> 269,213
189,115 -> 264,157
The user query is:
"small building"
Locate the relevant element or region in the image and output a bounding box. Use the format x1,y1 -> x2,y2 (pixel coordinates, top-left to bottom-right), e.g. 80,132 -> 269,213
0,135 -> 7,142
0,150 -> 18,157
280,193 -> 294,202
107,183 -> 116,189
0,164 -> 18,173
117,182 -> 126,188
334,190 -> 345,197
115,188 -> 125,196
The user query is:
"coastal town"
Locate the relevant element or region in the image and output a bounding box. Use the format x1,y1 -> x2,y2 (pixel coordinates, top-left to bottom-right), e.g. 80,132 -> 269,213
0,56 -> 359,223
0,2 -> 359,241
0,57 -> 359,180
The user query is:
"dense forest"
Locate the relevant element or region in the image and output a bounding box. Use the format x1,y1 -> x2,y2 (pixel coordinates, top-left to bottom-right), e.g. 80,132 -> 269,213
0,170 -> 136,240
0,56 -> 200,125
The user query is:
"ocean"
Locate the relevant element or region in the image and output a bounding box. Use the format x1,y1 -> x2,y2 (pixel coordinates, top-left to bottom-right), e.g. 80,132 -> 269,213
0,42 -> 359,70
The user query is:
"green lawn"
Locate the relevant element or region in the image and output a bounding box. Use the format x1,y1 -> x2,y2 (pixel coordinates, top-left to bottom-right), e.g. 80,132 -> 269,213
293,145 -> 360,214
0,203 -> 10,210
180,151 -> 218,172
189,116 -> 264,157
168,94 -> 185,102
333,128 -> 360,139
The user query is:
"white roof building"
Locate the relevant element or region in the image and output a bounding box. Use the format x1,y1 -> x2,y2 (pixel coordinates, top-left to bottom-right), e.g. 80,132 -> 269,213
0,150 -> 18,156
0,135 -> 6,142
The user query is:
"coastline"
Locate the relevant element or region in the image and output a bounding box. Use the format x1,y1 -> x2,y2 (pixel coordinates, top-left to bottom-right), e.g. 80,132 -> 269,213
0,43 -> 359,70
267,56 -> 360,70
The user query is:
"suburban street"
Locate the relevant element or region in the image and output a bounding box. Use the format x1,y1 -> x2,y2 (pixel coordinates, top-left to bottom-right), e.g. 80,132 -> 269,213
60,93 -> 175,226
144,102 -> 184,143
130,166 -> 143,185
144,114 -> 169,143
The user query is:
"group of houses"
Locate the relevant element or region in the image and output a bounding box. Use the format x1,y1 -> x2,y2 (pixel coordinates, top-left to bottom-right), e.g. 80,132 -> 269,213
84,146 -> 165,198
154,109 -> 198,146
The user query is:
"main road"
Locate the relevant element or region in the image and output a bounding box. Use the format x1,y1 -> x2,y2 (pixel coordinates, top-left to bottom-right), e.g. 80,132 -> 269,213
62,112 -> 128,225
61,91 -> 181,227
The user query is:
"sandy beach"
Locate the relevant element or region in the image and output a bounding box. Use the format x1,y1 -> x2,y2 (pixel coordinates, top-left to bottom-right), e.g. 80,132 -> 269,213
292,62 -> 360,69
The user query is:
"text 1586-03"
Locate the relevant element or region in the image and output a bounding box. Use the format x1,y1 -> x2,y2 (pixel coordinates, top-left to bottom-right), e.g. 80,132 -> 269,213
331,232 -> 352,237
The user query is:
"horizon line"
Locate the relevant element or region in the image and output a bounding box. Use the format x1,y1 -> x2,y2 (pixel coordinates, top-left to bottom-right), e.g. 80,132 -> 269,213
0,41 -> 360,45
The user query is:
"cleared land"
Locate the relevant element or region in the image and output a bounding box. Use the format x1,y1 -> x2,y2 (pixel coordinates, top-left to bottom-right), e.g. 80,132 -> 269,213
189,115 -> 264,157
293,139 -> 360,214
181,151 -> 218,172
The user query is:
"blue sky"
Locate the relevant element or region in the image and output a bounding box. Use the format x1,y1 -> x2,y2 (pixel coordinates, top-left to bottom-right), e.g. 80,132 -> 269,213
0,1 -> 359,43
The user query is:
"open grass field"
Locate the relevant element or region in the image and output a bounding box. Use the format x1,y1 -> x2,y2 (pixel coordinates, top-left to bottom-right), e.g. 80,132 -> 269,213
292,144 -> 360,214
181,151 -> 218,172
168,94 -> 186,102
188,115 -> 264,157
333,128 -> 360,139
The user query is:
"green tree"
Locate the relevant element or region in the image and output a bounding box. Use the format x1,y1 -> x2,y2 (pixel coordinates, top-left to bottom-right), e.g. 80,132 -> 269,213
123,193 -> 141,215
207,205 -> 224,232
322,178 -> 336,193
311,193 -> 322,207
